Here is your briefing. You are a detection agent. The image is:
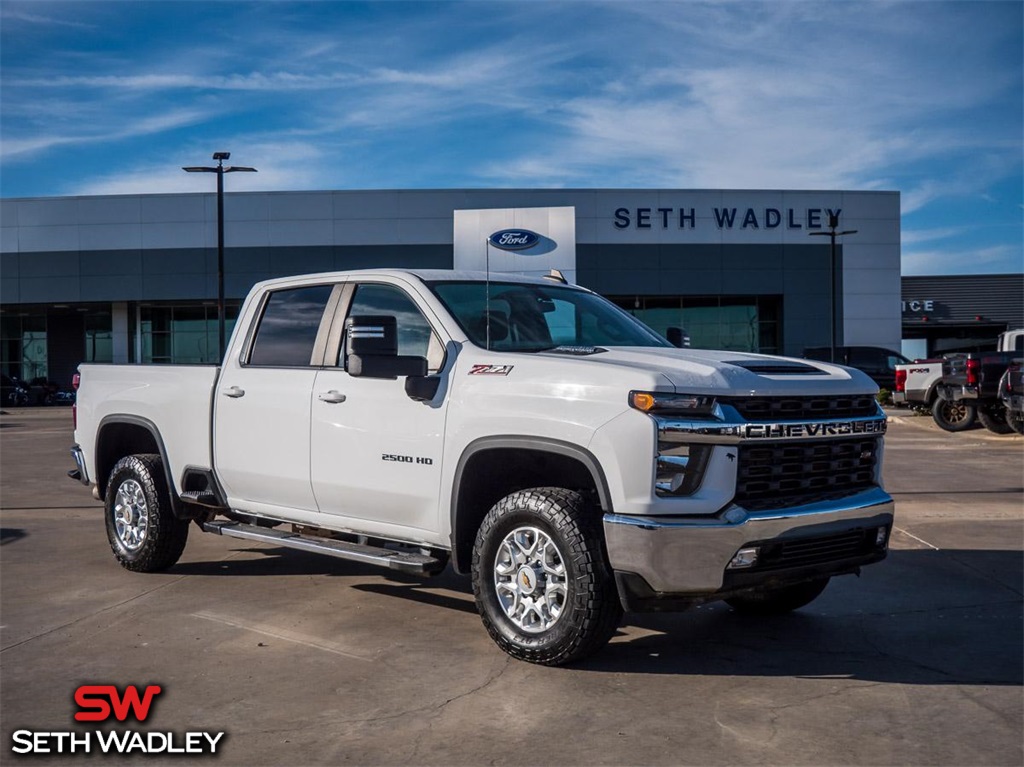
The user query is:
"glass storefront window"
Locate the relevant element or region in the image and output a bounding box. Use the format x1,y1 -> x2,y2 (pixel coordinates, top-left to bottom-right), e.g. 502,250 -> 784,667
611,295 -> 782,354
139,303 -> 240,364
85,311 -> 113,363
0,312 -> 47,380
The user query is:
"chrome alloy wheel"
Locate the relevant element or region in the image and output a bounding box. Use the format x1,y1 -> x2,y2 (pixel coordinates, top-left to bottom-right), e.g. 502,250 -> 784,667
944,401 -> 971,424
113,479 -> 149,551
494,526 -> 568,633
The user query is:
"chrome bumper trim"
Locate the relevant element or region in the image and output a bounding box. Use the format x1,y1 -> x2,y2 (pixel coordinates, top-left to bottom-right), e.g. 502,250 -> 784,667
603,487 -> 894,594
938,384 -> 978,401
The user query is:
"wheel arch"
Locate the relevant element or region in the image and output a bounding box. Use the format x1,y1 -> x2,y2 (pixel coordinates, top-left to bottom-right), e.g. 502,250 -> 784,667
95,415 -> 185,517
449,436 -> 612,574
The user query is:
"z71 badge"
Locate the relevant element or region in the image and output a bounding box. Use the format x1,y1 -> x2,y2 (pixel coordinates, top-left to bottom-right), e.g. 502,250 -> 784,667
469,364 -> 513,376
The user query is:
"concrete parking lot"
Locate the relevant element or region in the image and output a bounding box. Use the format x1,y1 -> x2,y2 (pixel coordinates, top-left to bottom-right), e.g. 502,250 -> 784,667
1,407 -> 1021,766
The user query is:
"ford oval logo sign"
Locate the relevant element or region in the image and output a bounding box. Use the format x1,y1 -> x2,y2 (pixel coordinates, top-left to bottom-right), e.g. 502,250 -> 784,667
489,229 -> 541,251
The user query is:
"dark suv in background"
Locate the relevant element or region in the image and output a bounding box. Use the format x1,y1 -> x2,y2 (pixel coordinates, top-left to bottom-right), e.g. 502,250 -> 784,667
804,346 -> 909,391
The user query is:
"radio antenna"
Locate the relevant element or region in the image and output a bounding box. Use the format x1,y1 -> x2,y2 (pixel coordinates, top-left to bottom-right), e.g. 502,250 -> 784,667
484,238 -> 491,350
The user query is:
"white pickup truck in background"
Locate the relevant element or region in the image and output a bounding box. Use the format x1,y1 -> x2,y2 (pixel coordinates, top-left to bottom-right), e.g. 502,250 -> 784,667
894,329 -> 1024,430
70,269 -> 894,665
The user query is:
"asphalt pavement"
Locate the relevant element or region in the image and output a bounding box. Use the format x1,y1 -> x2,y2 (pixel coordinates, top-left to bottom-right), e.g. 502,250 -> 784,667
1,407 -> 1021,766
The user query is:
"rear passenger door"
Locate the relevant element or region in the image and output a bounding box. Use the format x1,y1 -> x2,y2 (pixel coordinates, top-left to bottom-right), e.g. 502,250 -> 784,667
214,283 -> 339,517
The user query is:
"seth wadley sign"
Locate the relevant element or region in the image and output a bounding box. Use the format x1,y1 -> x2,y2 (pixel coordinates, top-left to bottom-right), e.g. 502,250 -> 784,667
613,206 -> 844,230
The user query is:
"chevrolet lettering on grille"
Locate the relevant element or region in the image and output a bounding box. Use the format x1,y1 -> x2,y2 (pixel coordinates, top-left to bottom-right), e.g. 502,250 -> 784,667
744,420 -> 887,440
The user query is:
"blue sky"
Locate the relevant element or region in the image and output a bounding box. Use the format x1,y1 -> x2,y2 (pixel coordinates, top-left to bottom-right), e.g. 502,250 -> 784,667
1,1 -> 1021,276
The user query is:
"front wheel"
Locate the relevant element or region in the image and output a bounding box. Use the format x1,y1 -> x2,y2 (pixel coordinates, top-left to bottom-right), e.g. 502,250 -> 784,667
105,454 -> 189,572
472,488 -> 622,666
725,577 -> 831,616
932,398 -> 977,432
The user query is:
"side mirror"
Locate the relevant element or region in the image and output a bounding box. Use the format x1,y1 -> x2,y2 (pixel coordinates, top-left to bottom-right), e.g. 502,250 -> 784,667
667,327 -> 691,348
346,315 -> 427,379
405,375 -> 441,402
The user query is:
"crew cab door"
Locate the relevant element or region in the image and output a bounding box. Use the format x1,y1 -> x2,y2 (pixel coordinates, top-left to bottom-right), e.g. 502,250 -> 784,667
214,283 -> 340,515
310,280 -> 450,542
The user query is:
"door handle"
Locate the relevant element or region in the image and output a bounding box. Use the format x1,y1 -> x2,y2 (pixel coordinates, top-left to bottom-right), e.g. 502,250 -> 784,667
318,390 -> 347,403
223,386 -> 245,398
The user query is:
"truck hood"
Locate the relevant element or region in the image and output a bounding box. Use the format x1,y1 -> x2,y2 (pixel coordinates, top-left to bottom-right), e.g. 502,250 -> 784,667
535,347 -> 878,396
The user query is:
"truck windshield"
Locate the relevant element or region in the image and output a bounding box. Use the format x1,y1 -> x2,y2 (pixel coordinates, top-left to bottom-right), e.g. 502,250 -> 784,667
427,280 -> 671,352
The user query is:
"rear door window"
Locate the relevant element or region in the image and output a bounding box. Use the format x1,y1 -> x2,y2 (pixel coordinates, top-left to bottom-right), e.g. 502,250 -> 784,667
248,285 -> 334,366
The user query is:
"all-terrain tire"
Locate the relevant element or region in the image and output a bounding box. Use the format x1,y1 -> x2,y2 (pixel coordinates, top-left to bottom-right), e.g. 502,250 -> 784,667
977,407 -> 1014,435
932,398 -> 977,432
725,577 -> 831,616
472,487 -> 622,666
1007,411 -> 1024,435
105,454 -> 189,572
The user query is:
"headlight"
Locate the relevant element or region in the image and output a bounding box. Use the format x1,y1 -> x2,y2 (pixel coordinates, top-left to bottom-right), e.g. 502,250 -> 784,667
629,390 -> 717,416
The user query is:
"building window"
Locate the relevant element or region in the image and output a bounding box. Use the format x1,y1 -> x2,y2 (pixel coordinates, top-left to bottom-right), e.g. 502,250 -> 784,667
139,303 -> 241,364
84,310 -> 113,363
0,312 -> 47,380
612,295 -> 781,354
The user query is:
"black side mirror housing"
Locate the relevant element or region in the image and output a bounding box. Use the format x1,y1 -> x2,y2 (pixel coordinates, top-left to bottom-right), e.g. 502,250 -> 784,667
346,315 -> 427,379
405,375 -> 441,402
667,327 -> 691,348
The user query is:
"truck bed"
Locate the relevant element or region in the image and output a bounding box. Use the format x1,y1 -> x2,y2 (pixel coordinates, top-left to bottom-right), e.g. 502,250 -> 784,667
75,364 -> 220,495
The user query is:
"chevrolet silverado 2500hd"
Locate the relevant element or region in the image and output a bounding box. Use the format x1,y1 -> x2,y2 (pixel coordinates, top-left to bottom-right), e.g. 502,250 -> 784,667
70,269 -> 894,665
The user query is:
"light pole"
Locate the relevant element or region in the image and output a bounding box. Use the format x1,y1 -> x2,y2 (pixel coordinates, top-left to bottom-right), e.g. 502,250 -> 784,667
809,213 -> 857,364
183,152 -> 257,359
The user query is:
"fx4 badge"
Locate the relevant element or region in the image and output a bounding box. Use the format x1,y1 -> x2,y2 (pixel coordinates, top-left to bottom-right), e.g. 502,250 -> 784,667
469,364 -> 513,376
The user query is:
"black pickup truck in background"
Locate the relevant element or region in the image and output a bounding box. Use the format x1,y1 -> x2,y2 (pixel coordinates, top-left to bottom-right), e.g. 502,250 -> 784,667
998,363 -> 1023,435
934,352 -> 1023,433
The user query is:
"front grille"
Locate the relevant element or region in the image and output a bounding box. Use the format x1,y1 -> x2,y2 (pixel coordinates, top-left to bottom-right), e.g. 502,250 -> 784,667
722,395 -> 878,421
735,438 -> 879,511
754,529 -> 878,570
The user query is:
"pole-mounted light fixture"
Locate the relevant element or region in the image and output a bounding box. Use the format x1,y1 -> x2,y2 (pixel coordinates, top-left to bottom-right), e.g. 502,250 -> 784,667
809,213 -> 857,364
183,152 -> 257,359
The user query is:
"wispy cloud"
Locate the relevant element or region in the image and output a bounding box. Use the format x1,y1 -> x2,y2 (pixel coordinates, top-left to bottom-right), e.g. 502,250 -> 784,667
1,109 -> 214,160
6,72 -> 357,91
902,245 -> 1018,276
68,141 -> 327,196
0,9 -> 95,29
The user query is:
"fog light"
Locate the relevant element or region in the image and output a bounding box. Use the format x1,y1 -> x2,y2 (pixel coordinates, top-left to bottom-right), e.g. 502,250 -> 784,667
727,547 -> 759,569
875,527 -> 888,546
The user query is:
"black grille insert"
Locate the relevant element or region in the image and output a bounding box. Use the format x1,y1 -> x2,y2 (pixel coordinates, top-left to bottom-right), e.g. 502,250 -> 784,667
754,529 -> 878,571
735,438 -> 879,511
722,396 -> 878,421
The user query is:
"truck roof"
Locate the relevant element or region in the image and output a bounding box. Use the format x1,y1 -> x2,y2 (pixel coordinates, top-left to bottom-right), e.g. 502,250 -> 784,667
250,268 -> 577,292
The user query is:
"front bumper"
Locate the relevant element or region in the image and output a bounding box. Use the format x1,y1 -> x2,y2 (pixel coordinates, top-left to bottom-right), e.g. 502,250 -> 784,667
603,486 -> 893,608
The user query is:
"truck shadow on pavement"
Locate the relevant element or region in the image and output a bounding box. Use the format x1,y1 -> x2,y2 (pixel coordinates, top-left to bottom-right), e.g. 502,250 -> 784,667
0,527 -> 28,545
584,547 -> 1022,685
170,547 -> 1021,686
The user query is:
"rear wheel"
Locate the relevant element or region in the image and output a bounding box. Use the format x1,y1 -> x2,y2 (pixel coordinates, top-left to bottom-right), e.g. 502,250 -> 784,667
1007,411 -> 1024,435
932,398 -> 977,432
978,406 -> 1014,435
472,487 -> 622,666
725,577 -> 830,616
105,454 -> 189,572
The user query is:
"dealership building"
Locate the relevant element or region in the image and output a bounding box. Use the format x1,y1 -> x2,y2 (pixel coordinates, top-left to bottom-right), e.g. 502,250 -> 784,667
1,188 -> 902,387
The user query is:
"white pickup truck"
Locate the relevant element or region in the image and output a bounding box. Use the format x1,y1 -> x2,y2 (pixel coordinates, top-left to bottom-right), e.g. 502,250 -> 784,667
70,269 -> 894,665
